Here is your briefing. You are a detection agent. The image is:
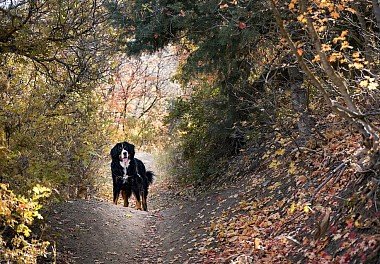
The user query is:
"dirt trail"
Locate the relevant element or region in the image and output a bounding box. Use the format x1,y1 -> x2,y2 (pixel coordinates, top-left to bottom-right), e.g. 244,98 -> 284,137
47,190 -> 241,264
46,199 -> 161,263
45,153 -> 243,264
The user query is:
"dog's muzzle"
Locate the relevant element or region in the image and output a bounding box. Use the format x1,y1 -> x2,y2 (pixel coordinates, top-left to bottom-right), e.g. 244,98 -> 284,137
120,149 -> 129,161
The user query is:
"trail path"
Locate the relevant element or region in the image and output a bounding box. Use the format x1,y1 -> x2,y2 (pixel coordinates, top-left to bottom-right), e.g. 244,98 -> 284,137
45,153 -> 243,263
47,199 -> 160,263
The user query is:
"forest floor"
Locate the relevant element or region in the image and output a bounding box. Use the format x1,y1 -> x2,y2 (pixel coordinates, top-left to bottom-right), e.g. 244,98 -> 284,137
43,152 -> 245,263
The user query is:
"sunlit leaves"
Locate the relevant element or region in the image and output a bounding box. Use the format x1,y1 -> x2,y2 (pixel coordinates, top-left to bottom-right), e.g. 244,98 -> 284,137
359,76 -> 379,91
16,224 -> 32,237
275,148 -> 285,155
0,0 -> 122,196
0,184 -> 51,262
288,0 -> 298,10
32,184 -> 51,199
332,30 -> 349,44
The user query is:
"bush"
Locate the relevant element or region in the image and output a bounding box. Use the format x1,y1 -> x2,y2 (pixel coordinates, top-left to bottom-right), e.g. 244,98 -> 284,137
165,83 -> 247,184
0,183 -> 51,263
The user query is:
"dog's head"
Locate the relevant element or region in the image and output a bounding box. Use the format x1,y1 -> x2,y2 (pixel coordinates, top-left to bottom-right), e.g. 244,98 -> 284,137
110,141 -> 135,162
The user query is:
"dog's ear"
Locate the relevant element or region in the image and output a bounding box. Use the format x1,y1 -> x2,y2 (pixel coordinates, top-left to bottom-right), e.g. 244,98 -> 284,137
110,143 -> 121,160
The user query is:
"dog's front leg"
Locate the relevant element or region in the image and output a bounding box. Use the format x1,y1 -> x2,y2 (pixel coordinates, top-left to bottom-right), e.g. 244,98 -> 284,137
121,189 -> 129,207
113,185 -> 120,205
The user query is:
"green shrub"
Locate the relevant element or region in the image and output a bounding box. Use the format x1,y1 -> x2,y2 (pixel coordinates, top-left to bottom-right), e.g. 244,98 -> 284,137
165,83 -> 246,184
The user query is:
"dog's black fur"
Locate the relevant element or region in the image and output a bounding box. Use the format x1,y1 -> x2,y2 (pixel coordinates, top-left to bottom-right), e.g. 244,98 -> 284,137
110,141 -> 154,211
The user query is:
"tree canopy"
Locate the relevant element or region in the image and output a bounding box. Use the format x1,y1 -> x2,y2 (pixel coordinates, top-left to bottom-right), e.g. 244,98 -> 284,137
111,0 -> 380,182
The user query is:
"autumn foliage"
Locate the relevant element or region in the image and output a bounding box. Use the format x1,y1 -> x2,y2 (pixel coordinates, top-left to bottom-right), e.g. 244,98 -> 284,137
0,0 -> 379,262
0,184 -> 51,263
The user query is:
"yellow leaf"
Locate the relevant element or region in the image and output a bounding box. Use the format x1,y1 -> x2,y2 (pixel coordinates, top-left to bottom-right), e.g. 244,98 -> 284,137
353,62 -> 364,69
340,58 -> 347,63
297,14 -> 307,23
279,138 -> 287,145
328,53 -> 342,62
32,184 -> 51,195
288,161 -> 297,174
269,159 -> 281,169
303,204 -> 312,214
368,82 -> 379,90
268,182 -> 281,191
321,44 -> 331,52
254,237 -> 261,249
289,203 -> 297,214
359,80 -> 368,88
333,36 -> 345,44
312,54 -> 320,62
275,148 -> 285,155
341,30 -> 349,37
17,224 -> 31,237
340,41 -> 353,50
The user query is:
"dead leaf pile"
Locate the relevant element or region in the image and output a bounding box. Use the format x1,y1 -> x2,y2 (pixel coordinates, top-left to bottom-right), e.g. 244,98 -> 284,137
197,125 -> 380,263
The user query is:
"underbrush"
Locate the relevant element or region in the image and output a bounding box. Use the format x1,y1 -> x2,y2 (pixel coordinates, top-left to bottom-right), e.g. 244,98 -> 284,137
0,184 -> 51,263
197,119 -> 380,263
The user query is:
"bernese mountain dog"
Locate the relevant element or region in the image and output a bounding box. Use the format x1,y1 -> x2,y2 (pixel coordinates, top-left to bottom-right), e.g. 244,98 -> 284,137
110,141 -> 154,211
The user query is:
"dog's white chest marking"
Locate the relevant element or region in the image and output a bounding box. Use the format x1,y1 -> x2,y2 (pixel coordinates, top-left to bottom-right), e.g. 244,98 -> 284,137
120,161 -> 129,180
119,148 -> 130,181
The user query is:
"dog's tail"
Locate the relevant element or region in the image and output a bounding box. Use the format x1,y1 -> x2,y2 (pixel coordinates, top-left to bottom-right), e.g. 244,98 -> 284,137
146,171 -> 155,185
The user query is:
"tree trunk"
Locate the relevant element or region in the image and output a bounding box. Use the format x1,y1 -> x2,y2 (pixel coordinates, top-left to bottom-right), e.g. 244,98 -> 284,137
288,66 -> 314,145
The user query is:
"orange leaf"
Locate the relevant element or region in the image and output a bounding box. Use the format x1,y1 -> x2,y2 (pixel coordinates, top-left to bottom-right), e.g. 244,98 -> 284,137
321,44 -> 331,52
330,11 -> 340,19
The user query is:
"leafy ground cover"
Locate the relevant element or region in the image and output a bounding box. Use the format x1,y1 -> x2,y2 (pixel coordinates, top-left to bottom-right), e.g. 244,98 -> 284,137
197,121 -> 380,263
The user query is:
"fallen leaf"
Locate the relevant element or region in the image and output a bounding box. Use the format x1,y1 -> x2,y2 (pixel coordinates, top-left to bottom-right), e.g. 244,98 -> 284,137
314,209 -> 331,240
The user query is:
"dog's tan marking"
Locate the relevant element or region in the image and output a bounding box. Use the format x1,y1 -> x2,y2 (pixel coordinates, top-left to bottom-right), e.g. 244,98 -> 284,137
114,192 -> 119,205
121,190 -> 128,207
135,200 -> 142,210
141,195 -> 147,211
